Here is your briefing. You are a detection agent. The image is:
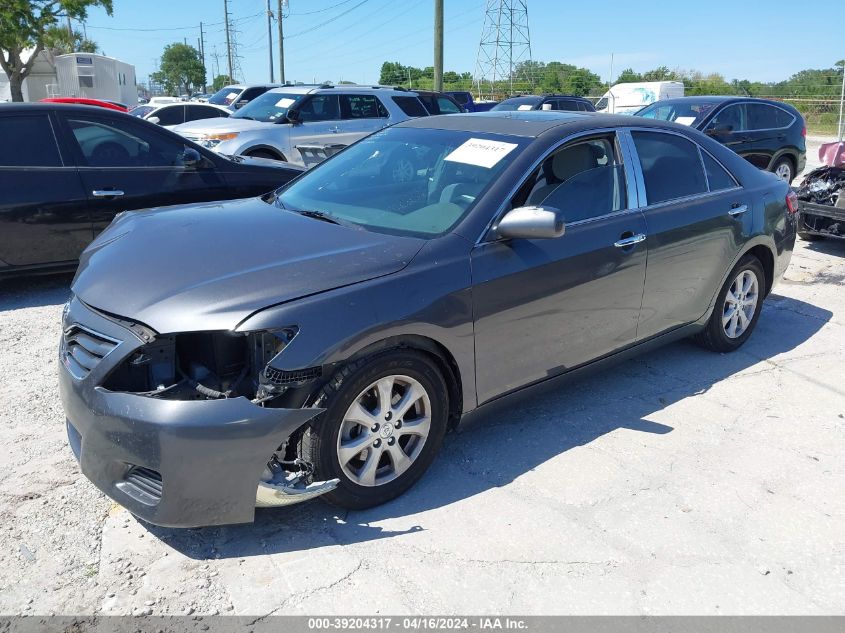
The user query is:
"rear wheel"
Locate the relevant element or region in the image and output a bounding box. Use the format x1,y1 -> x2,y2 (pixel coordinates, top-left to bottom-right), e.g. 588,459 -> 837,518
771,156 -> 794,183
695,255 -> 765,352
303,350 -> 448,509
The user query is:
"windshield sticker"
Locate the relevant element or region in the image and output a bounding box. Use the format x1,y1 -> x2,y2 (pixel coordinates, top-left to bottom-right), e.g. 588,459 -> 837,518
276,97 -> 296,108
445,138 -> 519,169
517,104 -> 533,111
674,116 -> 696,126
226,92 -> 238,100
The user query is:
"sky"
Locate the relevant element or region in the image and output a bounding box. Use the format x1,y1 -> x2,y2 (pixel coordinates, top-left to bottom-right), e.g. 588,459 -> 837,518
79,0 -> 844,89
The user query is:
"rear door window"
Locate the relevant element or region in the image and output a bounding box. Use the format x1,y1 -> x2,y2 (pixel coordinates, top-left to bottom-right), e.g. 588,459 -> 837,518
632,131 -> 707,205
746,103 -> 791,130
0,114 -> 62,166
341,94 -> 388,119
392,96 -> 428,117
185,105 -> 229,122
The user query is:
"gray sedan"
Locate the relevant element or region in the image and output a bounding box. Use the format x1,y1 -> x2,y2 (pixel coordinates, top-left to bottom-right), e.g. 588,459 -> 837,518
60,111 -> 798,527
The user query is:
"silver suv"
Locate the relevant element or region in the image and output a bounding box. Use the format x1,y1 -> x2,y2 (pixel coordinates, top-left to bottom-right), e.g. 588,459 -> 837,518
172,85 -> 430,168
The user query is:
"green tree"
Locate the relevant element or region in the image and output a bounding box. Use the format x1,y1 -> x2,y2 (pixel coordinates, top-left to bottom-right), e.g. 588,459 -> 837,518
0,0 -> 113,102
153,42 -> 205,95
615,68 -> 642,83
43,25 -> 97,55
211,74 -> 232,91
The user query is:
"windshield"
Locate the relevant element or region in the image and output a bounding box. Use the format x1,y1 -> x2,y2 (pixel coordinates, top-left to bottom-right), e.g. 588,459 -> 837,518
274,127 -> 528,238
636,101 -> 718,126
491,96 -> 541,111
128,105 -> 154,118
231,91 -> 303,122
208,86 -> 243,106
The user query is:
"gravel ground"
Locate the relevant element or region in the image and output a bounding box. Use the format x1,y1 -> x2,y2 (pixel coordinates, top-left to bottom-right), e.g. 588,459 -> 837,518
1,236 -> 844,616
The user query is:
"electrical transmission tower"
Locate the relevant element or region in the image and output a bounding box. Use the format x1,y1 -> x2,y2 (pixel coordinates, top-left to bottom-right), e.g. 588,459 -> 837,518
473,0 -> 532,100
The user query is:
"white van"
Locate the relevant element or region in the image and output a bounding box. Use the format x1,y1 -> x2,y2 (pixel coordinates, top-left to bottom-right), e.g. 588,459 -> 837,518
595,81 -> 685,115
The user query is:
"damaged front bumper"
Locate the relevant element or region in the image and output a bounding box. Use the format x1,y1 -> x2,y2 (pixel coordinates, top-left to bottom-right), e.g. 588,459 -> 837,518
58,296 -> 332,528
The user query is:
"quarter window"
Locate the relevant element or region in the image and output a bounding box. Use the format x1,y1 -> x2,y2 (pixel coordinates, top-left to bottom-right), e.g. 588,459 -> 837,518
632,131 -> 707,204
702,151 -> 738,191
513,136 -> 626,223
0,115 -> 62,167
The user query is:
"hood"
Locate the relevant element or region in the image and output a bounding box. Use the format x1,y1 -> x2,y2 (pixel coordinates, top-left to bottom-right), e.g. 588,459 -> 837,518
73,198 -> 424,334
172,117 -> 273,135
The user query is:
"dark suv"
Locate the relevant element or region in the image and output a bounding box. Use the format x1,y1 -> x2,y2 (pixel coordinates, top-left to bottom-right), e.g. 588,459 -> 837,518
636,97 -> 807,183
492,94 -> 596,112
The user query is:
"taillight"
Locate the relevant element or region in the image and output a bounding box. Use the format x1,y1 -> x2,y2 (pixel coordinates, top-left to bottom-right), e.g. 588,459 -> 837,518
801,125 -> 807,138
786,190 -> 799,214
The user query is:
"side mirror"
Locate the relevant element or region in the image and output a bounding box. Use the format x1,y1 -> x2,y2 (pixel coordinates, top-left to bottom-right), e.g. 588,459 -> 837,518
147,116 -> 160,125
707,123 -> 733,136
180,147 -> 203,169
496,205 -> 566,240
234,99 -> 249,109
285,108 -> 301,124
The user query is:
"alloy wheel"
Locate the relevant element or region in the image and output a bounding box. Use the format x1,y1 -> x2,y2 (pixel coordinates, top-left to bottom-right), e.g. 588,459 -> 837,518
336,375 -> 431,487
722,269 -> 759,339
774,162 -> 792,182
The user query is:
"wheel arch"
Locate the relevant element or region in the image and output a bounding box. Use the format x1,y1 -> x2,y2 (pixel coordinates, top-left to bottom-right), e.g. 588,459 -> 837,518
242,145 -> 287,161
745,243 -> 775,296
767,150 -> 797,174
334,334 -> 464,430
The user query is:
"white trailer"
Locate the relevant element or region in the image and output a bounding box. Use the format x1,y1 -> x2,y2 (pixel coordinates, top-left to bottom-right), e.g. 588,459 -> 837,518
54,53 -> 138,105
595,81 -> 685,115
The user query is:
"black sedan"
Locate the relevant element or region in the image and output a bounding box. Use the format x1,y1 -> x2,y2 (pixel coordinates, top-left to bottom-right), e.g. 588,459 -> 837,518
635,96 -> 807,183
0,103 -> 302,277
61,111 -> 796,527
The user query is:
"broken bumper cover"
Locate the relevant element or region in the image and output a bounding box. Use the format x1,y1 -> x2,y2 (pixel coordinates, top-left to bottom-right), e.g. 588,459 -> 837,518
59,297 -> 321,528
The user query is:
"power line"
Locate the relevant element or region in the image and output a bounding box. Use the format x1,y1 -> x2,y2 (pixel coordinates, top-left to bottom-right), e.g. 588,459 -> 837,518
288,0 -> 359,16
286,0 -> 371,39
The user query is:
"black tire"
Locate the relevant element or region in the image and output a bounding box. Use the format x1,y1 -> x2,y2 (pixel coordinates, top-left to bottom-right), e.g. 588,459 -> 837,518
799,232 -> 825,242
770,156 -> 795,184
246,149 -> 283,161
302,350 -> 448,510
695,255 -> 766,353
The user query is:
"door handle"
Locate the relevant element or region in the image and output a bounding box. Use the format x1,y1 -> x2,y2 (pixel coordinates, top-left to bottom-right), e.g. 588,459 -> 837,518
92,190 -> 125,198
614,233 -> 646,248
728,204 -> 748,217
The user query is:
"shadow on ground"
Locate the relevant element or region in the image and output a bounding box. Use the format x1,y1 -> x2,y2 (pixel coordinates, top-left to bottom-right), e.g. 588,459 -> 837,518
145,293 -> 831,559
800,235 -> 845,258
0,273 -> 73,311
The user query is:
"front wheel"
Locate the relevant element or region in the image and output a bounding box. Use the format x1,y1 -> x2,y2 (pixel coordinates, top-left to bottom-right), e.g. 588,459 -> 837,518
695,255 -> 765,352
303,350 -> 448,509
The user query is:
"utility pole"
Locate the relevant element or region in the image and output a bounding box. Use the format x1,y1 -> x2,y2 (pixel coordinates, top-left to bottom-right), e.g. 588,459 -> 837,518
433,0 -> 443,91
277,0 -> 285,84
224,0 -> 233,81
199,22 -> 207,91
267,0 -> 274,83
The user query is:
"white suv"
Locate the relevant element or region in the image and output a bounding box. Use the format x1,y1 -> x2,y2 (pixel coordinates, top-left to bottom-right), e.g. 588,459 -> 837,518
171,85 -> 430,168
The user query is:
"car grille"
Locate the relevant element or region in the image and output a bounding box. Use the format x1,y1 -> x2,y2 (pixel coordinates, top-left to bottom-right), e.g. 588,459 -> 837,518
61,325 -> 120,379
264,365 -> 323,386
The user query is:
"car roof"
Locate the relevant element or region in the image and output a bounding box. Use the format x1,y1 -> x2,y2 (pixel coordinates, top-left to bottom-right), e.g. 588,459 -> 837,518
398,110 -> 669,137
265,84 -> 412,96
